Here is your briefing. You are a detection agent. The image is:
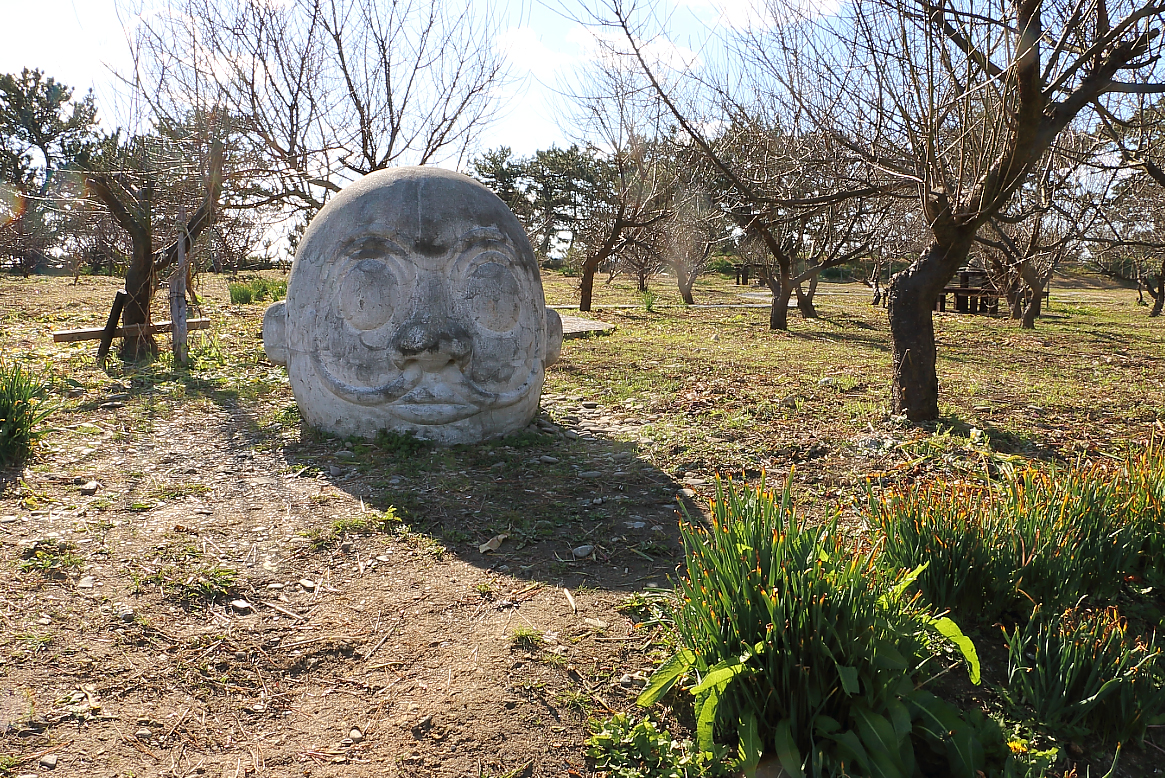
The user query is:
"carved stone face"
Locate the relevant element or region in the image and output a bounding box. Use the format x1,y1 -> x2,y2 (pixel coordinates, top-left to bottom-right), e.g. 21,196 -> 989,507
263,167 -> 562,444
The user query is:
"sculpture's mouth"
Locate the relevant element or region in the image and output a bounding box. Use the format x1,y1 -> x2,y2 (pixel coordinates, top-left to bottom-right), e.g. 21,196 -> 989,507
390,381 -> 480,424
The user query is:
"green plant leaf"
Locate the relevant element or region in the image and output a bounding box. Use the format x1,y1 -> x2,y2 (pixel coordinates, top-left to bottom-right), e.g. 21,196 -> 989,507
831,729 -> 871,774
928,616 -> 981,685
773,719 -> 805,778
689,658 -> 749,695
637,648 -> 695,707
695,686 -> 720,754
879,562 -> 929,607
836,664 -> 860,695
853,706 -> 909,777
738,711 -> 763,776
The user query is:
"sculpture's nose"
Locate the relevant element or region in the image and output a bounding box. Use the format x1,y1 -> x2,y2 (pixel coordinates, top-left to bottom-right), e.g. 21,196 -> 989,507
392,318 -> 472,372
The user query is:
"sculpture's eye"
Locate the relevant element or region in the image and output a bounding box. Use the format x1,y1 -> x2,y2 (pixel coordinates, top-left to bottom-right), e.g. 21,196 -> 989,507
339,258 -> 398,331
466,261 -> 521,332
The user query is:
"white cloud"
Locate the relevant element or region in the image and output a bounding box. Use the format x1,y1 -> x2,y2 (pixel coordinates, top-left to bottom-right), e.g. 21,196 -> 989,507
496,26 -> 579,75
567,25 -> 702,73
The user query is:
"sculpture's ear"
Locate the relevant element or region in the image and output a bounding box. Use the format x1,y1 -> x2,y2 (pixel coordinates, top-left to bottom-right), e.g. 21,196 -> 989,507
544,308 -> 563,367
263,301 -> 289,366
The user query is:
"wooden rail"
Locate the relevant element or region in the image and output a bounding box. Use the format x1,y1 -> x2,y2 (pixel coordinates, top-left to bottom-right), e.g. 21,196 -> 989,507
52,318 -> 211,343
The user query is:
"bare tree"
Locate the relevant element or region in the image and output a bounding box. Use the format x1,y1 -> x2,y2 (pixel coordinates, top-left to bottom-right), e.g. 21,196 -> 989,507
974,140 -> 1115,328
559,51 -> 674,312
125,0 -> 510,215
1091,168 -> 1165,315
663,185 -> 730,304
806,1 -> 1165,419
79,130 -> 225,360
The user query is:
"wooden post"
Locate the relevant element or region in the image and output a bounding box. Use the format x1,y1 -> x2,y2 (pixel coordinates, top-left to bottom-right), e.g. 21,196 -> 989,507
96,289 -> 128,365
170,214 -> 189,367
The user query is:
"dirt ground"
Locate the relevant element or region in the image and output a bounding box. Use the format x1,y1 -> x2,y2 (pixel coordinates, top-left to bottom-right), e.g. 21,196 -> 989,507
1,269 -> 1163,778
0,273 -> 709,778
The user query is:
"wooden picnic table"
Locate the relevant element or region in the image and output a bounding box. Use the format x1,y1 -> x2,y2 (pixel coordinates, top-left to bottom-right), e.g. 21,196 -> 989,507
936,286 -> 1001,314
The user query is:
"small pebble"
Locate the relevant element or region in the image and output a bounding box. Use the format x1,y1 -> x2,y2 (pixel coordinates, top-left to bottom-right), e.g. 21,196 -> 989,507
577,471 -> 601,479
37,616 -> 52,626
39,754 -> 58,769
375,555 -> 392,562
329,465 -> 342,477
572,545 -> 594,559
115,604 -> 135,622
267,582 -> 284,590
581,401 -> 599,409
230,599 -> 254,614
77,576 -> 96,589
538,455 -> 559,464
299,579 -> 317,591
349,727 -> 364,742
335,450 -> 356,458
135,727 -> 152,740
79,481 -> 99,496
564,430 -> 579,440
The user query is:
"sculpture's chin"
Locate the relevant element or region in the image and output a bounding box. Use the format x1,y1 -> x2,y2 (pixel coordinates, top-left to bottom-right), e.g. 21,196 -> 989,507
389,402 -> 480,425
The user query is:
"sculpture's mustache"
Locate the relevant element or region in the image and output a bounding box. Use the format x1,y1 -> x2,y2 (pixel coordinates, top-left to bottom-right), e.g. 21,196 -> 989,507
308,348 -> 539,412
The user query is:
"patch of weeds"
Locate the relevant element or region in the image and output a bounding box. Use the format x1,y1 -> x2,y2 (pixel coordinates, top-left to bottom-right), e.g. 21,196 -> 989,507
395,525 -> 445,558
617,589 -> 675,629
0,754 -> 23,775
557,687 -> 593,715
510,626 -> 544,650
334,507 -> 399,536
585,713 -> 725,777
475,581 -> 496,599
18,539 -> 83,576
132,562 -> 239,605
374,429 -> 432,457
0,358 -> 53,467
149,482 -> 210,500
500,430 -> 545,449
13,631 -> 53,653
304,508 -> 402,549
541,651 -> 568,668
639,287 -> 658,312
268,404 -> 300,429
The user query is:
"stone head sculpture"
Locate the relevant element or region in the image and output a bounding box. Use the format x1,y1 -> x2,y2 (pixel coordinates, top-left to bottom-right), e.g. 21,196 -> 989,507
262,166 -> 563,444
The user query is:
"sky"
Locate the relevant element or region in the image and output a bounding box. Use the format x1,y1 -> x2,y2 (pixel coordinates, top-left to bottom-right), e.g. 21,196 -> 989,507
0,0 -> 757,162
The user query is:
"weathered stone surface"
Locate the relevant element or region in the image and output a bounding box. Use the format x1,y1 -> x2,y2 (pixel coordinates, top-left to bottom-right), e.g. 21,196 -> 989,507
264,166 -> 563,444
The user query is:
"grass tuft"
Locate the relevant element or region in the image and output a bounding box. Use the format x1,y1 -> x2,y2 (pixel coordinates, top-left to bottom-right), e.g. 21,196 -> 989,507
0,358 -> 52,467
1005,605 -> 1165,744
228,275 -> 286,305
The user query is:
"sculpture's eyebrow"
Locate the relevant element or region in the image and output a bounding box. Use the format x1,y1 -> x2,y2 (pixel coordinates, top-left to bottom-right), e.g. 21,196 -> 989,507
454,227 -> 508,254
342,232 -> 409,259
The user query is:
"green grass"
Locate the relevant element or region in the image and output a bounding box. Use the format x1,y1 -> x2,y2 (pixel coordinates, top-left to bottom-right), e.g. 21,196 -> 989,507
18,539 -> 84,575
0,358 -> 52,467
869,444 -> 1163,625
132,560 -> 239,604
510,626 -> 544,650
638,476 -> 989,776
228,275 -> 287,304
1005,605 -> 1165,745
